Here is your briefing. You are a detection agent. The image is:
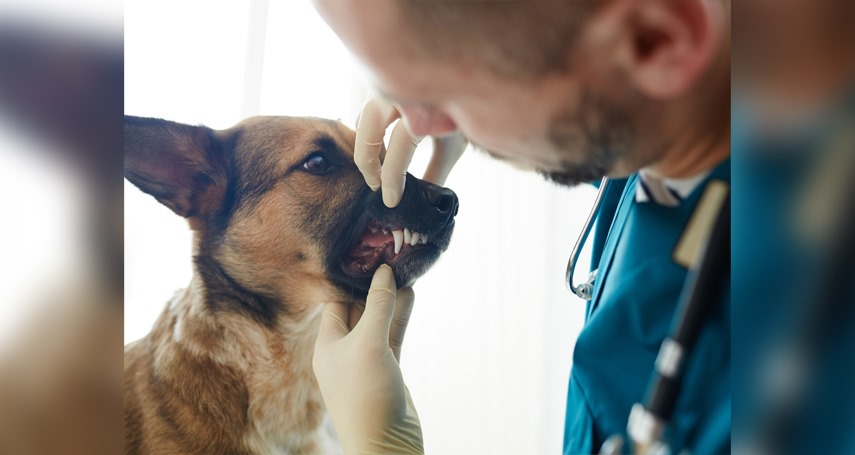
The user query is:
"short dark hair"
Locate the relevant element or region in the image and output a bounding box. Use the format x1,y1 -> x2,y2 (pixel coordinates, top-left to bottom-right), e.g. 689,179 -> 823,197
398,0 -> 605,80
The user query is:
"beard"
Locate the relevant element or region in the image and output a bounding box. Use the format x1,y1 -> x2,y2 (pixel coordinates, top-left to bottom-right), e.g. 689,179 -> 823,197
467,88 -> 660,188
539,88 -> 641,188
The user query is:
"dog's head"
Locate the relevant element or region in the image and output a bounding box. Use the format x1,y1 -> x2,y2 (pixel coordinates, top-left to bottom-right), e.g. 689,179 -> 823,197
124,115 -> 457,324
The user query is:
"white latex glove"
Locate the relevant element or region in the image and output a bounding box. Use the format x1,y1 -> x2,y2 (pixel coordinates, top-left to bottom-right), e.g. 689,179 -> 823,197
313,265 -> 424,455
355,95 -> 466,208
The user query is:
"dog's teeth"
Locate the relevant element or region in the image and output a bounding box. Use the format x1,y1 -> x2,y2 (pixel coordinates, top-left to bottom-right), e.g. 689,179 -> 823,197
392,229 -> 403,254
410,233 -> 420,246
420,235 -> 428,245
403,228 -> 412,244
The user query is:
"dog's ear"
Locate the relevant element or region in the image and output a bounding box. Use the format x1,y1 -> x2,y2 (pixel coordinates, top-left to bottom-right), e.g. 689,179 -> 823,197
124,116 -> 228,218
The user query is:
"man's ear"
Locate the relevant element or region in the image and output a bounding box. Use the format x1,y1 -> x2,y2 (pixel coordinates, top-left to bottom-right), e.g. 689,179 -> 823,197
597,0 -> 726,99
124,116 -> 228,219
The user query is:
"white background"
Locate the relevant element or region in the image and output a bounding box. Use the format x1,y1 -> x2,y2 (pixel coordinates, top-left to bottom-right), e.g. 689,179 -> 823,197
124,1 -> 596,453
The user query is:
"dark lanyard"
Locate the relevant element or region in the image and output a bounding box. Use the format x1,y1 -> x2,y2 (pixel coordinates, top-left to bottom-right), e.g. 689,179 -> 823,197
601,192 -> 731,455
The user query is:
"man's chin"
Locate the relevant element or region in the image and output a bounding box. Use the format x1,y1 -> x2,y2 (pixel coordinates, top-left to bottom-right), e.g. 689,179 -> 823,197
539,167 -> 607,188
469,138 -> 626,188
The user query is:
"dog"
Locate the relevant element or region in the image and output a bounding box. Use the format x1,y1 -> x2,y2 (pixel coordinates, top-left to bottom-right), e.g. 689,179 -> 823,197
123,115 -> 458,454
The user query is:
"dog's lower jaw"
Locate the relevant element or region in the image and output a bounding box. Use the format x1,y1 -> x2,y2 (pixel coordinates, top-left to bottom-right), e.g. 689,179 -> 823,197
125,282 -> 340,454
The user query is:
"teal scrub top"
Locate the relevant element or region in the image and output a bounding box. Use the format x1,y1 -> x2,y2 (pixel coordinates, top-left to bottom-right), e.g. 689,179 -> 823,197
563,160 -> 731,455
732,100 -> 855,455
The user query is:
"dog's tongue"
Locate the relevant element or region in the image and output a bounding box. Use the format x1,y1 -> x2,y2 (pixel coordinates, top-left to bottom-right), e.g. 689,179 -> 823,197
344,224 -> 403,274
360,231 -> 392,248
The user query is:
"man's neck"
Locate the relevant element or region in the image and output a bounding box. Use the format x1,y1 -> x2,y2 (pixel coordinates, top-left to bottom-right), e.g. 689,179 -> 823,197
645,46 -> 731,179
645,129 -> 730,179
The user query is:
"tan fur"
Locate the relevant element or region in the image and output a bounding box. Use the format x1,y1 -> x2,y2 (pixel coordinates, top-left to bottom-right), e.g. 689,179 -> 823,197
125,283 -> 342,454
125,118 -> 362,455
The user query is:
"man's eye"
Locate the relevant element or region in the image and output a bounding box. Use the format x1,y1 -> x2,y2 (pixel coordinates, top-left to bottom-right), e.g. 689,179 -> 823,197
301,152 -> 334,175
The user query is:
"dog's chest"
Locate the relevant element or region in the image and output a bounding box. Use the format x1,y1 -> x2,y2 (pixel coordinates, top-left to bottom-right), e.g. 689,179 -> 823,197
166,286 -> 342,454
243,407 -> 341,455
237,322 -> 341,454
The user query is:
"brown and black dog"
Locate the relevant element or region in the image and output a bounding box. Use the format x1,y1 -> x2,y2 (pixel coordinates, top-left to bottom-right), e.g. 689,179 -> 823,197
123,115 -> 458,454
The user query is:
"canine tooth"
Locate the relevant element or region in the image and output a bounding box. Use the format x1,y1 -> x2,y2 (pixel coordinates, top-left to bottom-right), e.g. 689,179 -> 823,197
403,228 -> 412,244
392,229 -> 403,254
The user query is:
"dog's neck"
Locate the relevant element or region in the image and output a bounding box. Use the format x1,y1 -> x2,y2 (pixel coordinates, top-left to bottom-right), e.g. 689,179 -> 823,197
150,270 -> 349,452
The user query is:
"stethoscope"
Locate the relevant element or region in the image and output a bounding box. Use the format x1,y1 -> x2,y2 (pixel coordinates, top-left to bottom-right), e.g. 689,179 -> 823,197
565,177 -> 610,300
565,176 -> 731,455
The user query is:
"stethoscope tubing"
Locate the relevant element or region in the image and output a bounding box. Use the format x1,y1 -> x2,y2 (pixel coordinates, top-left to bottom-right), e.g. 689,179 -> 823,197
566,176 -> 610,299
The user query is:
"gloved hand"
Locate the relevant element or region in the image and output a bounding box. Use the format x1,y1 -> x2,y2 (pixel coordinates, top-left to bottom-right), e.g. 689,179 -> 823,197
355,95 -> 466,208
313,265 -> 424,455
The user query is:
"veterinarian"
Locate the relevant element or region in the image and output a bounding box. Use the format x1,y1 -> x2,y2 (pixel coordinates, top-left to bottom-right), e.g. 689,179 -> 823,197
311,1 -> 731,454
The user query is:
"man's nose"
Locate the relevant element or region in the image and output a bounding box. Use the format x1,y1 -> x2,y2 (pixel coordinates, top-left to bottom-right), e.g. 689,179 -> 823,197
399,105 -> 458,137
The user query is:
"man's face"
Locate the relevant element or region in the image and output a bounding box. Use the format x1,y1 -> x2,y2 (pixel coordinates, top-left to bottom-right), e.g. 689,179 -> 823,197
315,0 -> 649,186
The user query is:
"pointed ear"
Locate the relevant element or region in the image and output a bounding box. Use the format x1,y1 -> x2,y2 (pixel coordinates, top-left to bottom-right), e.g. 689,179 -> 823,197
124,116 -> 228,218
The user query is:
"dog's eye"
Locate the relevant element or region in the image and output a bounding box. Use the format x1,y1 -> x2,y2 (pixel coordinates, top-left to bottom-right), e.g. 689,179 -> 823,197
301,152 -> 334,175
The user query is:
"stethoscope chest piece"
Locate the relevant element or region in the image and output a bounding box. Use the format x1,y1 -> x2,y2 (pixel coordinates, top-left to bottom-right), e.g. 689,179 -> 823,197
574,268 -> 598,300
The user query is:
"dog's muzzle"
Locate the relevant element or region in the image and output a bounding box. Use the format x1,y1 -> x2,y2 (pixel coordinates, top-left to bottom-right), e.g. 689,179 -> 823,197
340,175 -> 458,283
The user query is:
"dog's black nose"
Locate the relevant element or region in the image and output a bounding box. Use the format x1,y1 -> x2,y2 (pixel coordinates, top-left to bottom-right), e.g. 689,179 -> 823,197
424,184 -> 459,220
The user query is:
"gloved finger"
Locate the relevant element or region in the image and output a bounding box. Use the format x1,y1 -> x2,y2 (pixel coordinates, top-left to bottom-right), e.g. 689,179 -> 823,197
389,287 -> 415,362
355,264 -> 397,342
381,121 -> 423,207
404,385 -> 421,419
315,302 -> 350,349
379,141 -> 388,164
347,300 -> 366,331
354,102 -> 388,161
355,97 -> 400,192
423,133 -> 467,186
